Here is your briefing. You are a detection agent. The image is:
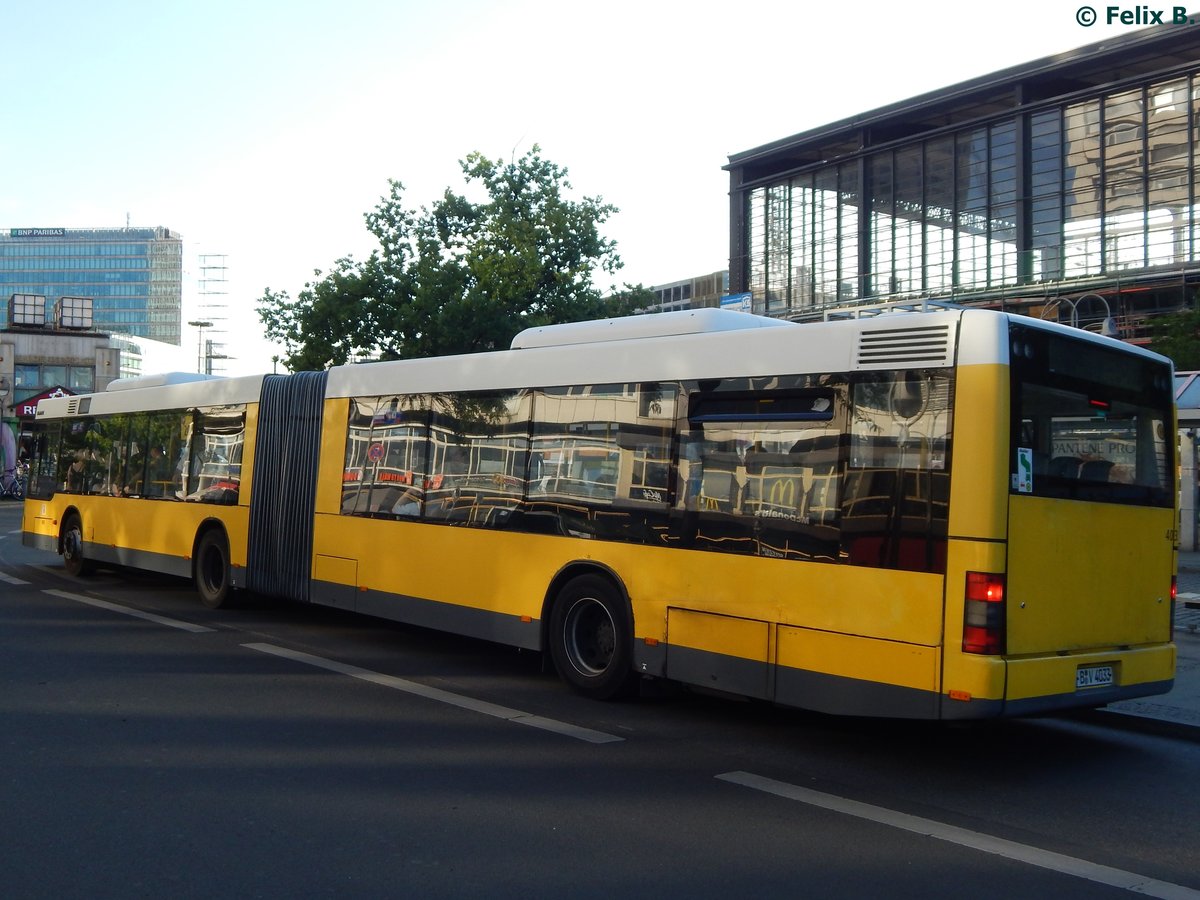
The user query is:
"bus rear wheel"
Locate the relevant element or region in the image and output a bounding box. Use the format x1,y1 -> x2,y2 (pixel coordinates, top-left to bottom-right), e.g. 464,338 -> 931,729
195,529 -> 234,609
61,513 -> 94,577
549,574 -> 637,700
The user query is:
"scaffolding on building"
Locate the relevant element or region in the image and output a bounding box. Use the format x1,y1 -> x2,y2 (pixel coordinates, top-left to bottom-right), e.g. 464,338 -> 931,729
196,253 -> 231,375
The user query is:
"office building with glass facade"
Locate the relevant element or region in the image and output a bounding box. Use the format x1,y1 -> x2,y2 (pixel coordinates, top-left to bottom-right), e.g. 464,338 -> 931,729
0,227 -> 183,345
727,24 -> 1200,338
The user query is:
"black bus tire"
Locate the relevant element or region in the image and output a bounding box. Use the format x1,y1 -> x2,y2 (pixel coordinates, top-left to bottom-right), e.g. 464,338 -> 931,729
195,529 -> 233,609
61,512 -> 94,577
548,574 -> 638,700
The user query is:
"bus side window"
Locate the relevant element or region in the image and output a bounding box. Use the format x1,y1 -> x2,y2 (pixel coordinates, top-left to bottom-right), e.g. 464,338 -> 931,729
146,411 -> 187,499
846,371 -> 952,572
424,391 -> 529,525
342,397 -> 379,515
530,383 -> 675,517
122,413 -> 153,496
57,418 -> 95,494
89,415 -> 128,495
188,407 -> 245,504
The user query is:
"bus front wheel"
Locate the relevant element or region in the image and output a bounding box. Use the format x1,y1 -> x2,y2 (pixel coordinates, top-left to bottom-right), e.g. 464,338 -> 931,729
549,574 -> 637,700
195,530 -> 233,609
61,513 -> 93,577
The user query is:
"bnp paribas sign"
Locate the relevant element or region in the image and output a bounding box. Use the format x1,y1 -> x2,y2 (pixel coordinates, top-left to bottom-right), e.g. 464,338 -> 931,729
10,228 -> 65,237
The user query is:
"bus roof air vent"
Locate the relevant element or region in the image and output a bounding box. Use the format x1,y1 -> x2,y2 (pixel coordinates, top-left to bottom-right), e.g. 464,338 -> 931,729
856,323 -> 954,369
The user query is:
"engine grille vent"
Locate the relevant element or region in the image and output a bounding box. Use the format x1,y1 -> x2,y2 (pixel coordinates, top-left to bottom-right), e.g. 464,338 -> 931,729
856,323 -> 953,369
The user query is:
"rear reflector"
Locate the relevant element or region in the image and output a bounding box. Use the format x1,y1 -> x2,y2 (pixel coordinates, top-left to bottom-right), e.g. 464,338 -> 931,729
963,571 -> 1006,655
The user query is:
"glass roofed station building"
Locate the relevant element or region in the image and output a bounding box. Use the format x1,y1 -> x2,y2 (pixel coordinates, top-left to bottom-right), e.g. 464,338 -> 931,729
0,227 -> 183,345
726,23 -> 1200,340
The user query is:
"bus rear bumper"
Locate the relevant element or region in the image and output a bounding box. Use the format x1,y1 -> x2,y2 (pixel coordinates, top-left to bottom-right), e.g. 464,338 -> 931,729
1003,678 -> 1175,718
941,643 -> 1177,719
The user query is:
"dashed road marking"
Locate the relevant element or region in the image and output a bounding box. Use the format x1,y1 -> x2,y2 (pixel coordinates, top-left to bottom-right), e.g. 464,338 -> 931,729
43,589 -> 216,633
717,771 -> 1200,899
244,641 -> 624,744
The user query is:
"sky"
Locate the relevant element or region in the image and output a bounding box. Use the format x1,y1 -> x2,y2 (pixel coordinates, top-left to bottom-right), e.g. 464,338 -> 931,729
0,0 -> 1160,375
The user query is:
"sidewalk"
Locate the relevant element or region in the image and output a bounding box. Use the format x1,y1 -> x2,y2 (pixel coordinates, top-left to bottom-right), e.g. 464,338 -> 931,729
1097,552 -> 1200,733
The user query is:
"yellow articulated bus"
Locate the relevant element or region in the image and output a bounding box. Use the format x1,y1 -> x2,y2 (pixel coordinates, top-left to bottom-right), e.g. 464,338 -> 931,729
22,306 -> 1178,719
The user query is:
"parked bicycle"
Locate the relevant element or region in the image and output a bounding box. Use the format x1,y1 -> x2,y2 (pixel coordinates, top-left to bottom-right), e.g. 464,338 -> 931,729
1,463 -> 27,501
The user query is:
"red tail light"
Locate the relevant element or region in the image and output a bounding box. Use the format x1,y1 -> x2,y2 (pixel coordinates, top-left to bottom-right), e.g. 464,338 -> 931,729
963,571 -> 1006,655
1171,575 -> 1177,638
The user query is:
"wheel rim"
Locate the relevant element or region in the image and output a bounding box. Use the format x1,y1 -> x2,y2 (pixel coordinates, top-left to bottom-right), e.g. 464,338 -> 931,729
64,523 -> 82,562
562,596 -> 616,676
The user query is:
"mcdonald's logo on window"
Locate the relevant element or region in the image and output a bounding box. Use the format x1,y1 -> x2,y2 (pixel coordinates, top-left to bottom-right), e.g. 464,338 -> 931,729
768,477 -> 798,509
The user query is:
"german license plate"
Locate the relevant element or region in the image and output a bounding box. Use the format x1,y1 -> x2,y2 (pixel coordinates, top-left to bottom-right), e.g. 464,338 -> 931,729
1076,665 -> 1114,689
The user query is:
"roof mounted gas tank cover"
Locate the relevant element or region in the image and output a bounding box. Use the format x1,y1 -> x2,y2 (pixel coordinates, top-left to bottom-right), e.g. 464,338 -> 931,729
106,372 -> 223,392
510,308 -> 795,350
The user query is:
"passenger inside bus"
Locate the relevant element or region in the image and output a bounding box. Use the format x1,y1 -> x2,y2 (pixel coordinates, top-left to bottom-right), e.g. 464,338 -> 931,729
145,446 -> 170,497
66,450 -> 88,492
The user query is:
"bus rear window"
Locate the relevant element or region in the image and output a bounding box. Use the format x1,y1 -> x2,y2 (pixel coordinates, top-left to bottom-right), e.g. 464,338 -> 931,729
1009,324 -> 1173,507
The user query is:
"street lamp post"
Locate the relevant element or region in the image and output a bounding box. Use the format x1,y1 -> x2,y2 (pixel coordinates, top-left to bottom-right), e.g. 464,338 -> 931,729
1039,296 -> 1119,338
1074,293 -> 1119,338
187,320 -> 213,374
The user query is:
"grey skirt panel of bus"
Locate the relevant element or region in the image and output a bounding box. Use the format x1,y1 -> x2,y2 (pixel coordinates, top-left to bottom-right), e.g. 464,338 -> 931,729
247,370 -> 329,602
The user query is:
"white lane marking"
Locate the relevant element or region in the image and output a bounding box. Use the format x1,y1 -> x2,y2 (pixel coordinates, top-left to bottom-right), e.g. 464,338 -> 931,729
717,771 -> 1200,899
244,642 -> 624,744
44,589 -> 216,634
0,571 -> 31,585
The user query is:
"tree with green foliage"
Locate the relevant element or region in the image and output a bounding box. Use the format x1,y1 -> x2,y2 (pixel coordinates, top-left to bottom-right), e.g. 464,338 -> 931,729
258,147 -> 654,371
1147,305 -> 1200,370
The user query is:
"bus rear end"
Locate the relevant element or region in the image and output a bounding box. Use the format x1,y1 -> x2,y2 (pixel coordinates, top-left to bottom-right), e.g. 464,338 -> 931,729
944,317 -> 1176,717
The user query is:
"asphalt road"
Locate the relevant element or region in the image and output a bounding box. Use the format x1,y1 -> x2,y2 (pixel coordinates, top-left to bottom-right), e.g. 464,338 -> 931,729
1,500 -> 1198,899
